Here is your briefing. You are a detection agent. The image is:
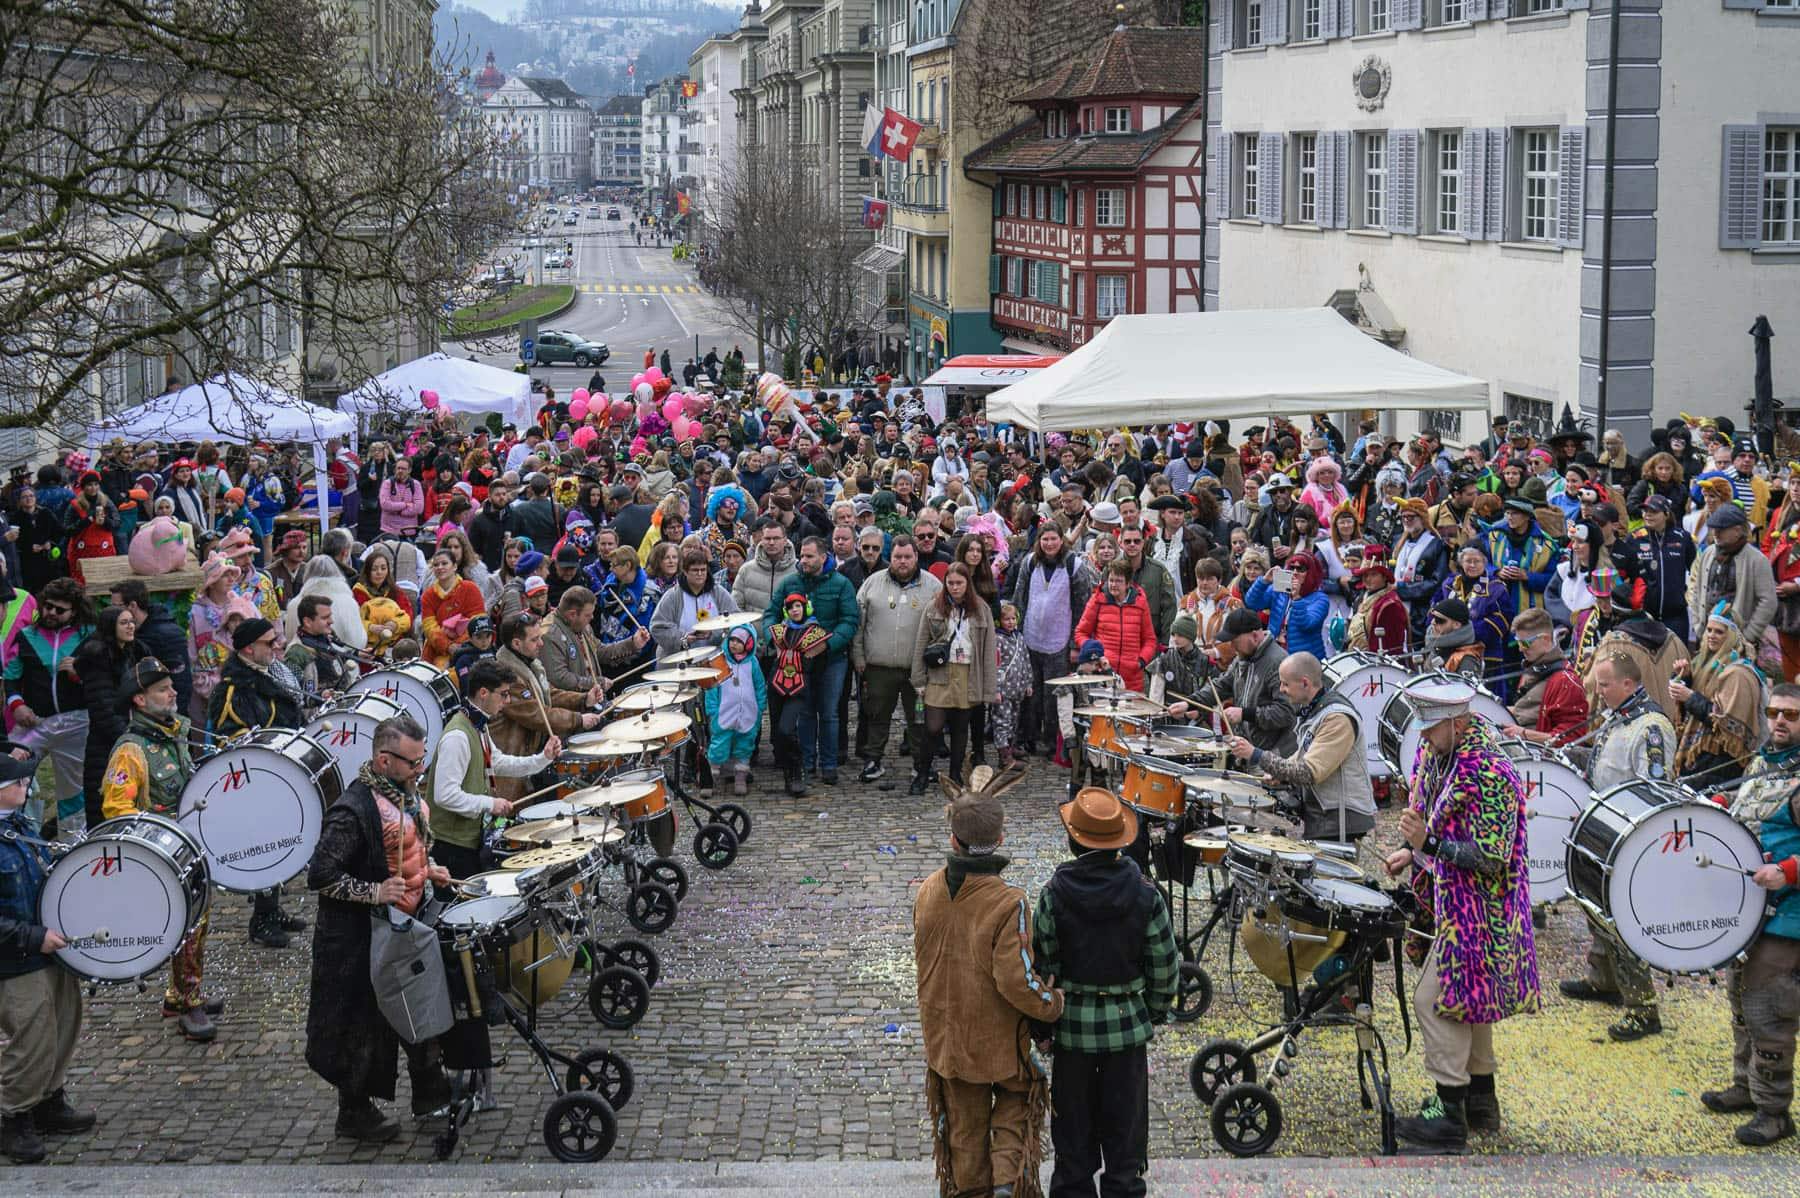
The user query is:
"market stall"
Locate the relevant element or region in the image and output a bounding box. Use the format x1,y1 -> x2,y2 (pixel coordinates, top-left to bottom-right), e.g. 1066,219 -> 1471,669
337,352 -> 534,429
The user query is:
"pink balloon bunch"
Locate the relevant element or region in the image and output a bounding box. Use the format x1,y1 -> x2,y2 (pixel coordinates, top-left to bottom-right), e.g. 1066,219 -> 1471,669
571,387 -> 590,405
571,426 -> 598,449
683,393 -> 706,417
420,389 -> 440,410
630,372 -> 646,390
569,398 -> 589,421
661,396 -> 683,423
644,367 -> 665,384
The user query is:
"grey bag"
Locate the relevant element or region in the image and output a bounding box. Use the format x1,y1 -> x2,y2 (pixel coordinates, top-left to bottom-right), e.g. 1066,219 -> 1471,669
369,903 -> 453,1044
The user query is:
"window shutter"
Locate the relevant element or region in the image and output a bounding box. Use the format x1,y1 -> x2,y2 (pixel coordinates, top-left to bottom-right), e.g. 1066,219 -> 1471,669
992,185 -> 1003,217
1484,127 -> 1507,241
990,253 -> 1002,294
1567,0 -> 1589,10
1266,0 -> 1289,44
1339,0 -> 1356,35
1720,124 -> 1764,250
1219,0 -> 1234,50
1394,0 -> 1423,31
1213,131 -> 1232,219
1460,127 -> 1488,239
1557,125 -> 1586,249
1052,186 -> 1067,223
1331,131 -> 1351,229
1387,129 -> 1420,235
1321,0 -> 1340,38
1259,132 -> 1285,223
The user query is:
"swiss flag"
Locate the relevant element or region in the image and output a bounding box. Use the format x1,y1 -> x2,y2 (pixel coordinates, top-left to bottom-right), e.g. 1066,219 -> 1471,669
871,107 -> 922,161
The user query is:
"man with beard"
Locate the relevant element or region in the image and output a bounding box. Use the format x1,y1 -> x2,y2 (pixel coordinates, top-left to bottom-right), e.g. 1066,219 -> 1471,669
1688,503 -> 1777,660
1422,597 -> 1485,680
1010,524 -> 1098,765
1226,652 -> 1375,844
1250,473 -> 1300,563
1392,499 -> 1448,645
1178,609 -> 1297,754
468,482 -> 513,573
1501,607 -> 1590,746
853,535 -> 941,783
284,595 -> 359,697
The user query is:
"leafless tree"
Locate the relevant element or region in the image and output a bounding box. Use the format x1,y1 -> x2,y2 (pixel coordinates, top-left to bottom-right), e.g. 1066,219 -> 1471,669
0,0 -> 511,443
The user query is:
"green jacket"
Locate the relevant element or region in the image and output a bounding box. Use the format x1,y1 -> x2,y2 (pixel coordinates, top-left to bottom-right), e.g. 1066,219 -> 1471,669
1131,556 -> 1178,643
763,562 -> 860,659
424,710 -> 486,851
112,709 -> 195,817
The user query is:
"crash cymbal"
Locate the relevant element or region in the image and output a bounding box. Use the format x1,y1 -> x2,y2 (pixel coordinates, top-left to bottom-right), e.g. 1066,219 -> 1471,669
1044,673 -> 1121,689
1073,703 -> 1163,720
662,643 -> 724,666
643,666 -> 722,685
691,610 -> 762,632
1120,734 -> 1232,759
502,814 -> 628,848
560,738 -> 644,763
500,842 -> 597,870
560,778 -> 661,808
599,710 -> 692,743
1227,830 -> 1319,857
1219,809 -> 1299,834
1180,769 -> 1273,801
611,684 -> 699,712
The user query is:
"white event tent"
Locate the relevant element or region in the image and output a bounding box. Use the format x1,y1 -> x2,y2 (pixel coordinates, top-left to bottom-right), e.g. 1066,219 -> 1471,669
89,373 -> 354,446
337,353 -> 533,428
983,308 -> 1490,432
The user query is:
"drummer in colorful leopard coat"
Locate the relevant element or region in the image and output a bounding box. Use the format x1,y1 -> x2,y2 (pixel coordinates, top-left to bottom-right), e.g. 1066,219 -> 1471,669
1561,652 -> 1677,1043
1500,608 -> 1590,747
1381,678 -> 1538,1153
1700,681 -> 1800,1148
99,659 -> 221,1044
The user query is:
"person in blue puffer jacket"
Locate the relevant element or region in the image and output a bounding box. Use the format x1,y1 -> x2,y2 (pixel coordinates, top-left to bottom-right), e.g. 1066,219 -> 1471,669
1244,551 -> 1330,659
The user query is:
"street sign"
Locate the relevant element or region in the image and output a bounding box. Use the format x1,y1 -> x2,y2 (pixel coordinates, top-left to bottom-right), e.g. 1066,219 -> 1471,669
521,336 -> 536,365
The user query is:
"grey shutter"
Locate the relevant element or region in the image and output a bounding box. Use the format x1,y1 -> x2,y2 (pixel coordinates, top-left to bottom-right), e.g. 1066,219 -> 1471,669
1387,129 -> 1420,235
1341,0 -> 1356,34
1480,0 -> 1511,18
1394,0 -> 1424,30
1484,127 -> 1507,241
1330,131 -> 1351,228
1213,131 -> 1233,218
1316,135 -> 1338,228
1460,127 -> 1487,239
1219,0 -> 1234,50
1259,132 -> 1285,223
1567,0 -> 1589,10
1722,0 -> 1764,9
1720,124 -> 1764,250
1266,0 -> 1289,44
1557,125 -> 1586,249
1321,0 -> 1340,38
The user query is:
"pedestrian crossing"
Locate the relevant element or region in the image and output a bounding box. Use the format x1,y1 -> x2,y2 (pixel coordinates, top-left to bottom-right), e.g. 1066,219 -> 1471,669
578,283 -> 701,294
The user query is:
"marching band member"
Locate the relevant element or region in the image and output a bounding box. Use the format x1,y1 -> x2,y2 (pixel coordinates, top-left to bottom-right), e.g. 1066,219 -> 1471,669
1670,606 -> 1768,789
1383,678 -> 1538,1152
283,594 -> 361,699
1500,607 -> 1590,746
1175,608 -> 1296,754
1562,652 -> 1676,1042
1700,681 -> 1800,1147
1225,652 -> 1374,845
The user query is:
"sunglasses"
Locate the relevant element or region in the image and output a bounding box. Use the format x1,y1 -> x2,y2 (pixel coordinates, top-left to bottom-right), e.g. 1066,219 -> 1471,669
1768,707 -> 1800,721
41,603 -> 72,615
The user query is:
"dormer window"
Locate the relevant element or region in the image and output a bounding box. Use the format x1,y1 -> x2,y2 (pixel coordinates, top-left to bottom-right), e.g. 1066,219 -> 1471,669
1104,107 -> 1131,134
1043,109 -> 1068,139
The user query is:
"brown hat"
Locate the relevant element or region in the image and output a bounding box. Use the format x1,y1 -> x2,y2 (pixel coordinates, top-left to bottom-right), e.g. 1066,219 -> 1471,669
1058,787 -> 1138,851
948,794 -> 1005,852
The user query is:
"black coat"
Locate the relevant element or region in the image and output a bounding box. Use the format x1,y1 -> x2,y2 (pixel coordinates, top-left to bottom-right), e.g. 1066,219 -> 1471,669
207,654 -> 303,738
134,602 -> 193,713
74,637 -> 145,806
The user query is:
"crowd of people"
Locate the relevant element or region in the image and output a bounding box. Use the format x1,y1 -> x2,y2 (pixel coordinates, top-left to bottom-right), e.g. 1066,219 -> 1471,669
1,361 -> 1798,1182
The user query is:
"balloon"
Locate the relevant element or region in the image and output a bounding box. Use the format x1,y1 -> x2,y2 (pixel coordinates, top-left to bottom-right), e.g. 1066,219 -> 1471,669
653,377 -> 674,399
635,381 -> 654,403
571,388 -> 590,406
683,393 -> 706,417
631,373 -> 646,389
661,397 -> 683,423
420,389 -> 440,410
671,415 -> 688,440
571,426 -> 597,450
611,399 -> 633,422
644,367 -> 665,384
568,399 -> 589,421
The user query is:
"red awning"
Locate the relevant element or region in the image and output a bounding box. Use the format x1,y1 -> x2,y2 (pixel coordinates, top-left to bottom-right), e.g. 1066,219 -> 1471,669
921,354 -> 1064,388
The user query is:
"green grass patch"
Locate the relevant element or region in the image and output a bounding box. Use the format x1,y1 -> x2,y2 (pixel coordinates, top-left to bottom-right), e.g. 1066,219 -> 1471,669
446,284 -> 576,338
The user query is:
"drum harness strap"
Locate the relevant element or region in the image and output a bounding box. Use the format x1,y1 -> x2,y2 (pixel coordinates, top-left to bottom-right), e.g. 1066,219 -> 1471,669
0,826 -> 63,852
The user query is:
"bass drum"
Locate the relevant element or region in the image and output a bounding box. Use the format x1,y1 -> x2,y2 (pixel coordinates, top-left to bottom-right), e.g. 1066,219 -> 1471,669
180,729 -> 340,892
1500,739 -> 1591,907
1378,671 -> 1512,780
1321,652 -> 1408,779
350,662 -> 460,751
305,692 -> 407,783
1567,780 -> 1766,974
39,814 -> 210,983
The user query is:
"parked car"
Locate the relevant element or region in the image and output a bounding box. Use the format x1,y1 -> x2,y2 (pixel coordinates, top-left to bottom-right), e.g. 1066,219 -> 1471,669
532,330 -> 609,367
563,213 -> 579,227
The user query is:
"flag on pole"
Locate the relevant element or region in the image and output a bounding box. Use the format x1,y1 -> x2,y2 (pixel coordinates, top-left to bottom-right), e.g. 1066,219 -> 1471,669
860,196 -> 888,229
859,104 -> 883,159
865,107 -> 922,162
676,191 -> 692,216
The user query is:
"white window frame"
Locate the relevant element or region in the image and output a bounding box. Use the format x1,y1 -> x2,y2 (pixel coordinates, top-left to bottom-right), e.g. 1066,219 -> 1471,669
1364,0 -> 1390,32
1007,256 -> 1024,295
1358,131 -> 1387,229
1246,0 -> 1264,45
1074,273 -> 1085,318
1095,274 -> 1128,319
1104,107 -> 1131,135
1520,0 -> 1564,14
1431,0 -> 1466,25
1765,127 -> 1800,246
1431,129 -> 1461,235
1520,127 -> 1559,242
1239,134 -> 1260,219
1296,133 -> 1318,225
1300,0 -> 1323,39
1095,187 -> 1126,228
1074,189 -> 1085,226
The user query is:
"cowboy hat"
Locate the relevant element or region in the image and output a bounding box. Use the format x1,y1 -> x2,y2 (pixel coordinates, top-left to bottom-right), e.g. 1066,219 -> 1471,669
1058,787 -> 1138,851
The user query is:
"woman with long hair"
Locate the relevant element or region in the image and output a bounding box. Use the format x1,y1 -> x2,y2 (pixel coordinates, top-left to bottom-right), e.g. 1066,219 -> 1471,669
909,562 -> 997,787
355,546 -> 413,652
1627,451 -> 1690,525
644,539 -> 682,596
420,548 -> 486,667
948,533 -> 1001,616
1318,502 -> 1364,625
1670,609 -> 1767,787
76,604 -> 146,830
438,527 -> 493,597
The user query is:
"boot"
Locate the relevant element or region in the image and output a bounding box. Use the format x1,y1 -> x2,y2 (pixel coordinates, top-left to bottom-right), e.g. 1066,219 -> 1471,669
1735,1110 -> 1796,1147
334,1099 -> 400,1142
275,904 -> 308,933
732,764 -> 748,797
1607,1008 -> 1663,1043
0,1112 -> 45,1163
30,1089 -> 96,1135
1394,1084 -> 1469,1154
176,1008 -> 218,1043
163,995 -> 226,1019
1050,733 -> 1071,769
1558,978 -> 1623,1006
248,915 -> 290,949
784,763 -> 806,797
908,771 -> 929,796
1701,1083 -> 1756,1114
1464,1073 -> 1499,1133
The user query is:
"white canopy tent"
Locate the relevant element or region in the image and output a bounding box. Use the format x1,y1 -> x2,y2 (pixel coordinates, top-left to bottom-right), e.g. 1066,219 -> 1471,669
983,309 -> 1490,431
89,373 -> 354,445
337,352 -> 533,428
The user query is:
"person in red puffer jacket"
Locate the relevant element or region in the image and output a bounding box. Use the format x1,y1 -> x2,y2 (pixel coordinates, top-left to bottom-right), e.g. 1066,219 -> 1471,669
1075,561 -> 1157,692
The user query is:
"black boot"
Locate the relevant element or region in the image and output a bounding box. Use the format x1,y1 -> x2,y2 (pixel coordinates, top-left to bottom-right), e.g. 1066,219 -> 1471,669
248,915 -> 290,949
1607,1008 -> 1663,1043
1,1111 -> 46,1163
276,904 -> 308,933
1735,1110 -> 1797,1147
31,1089 -> 95,1135
908,771 -> 929,796
1395,1083 -> 1469,1153
784,762 -> 806,797
1464,1073 -> 1499,1133
334,1098 -> 400,1142
1557,978 -> 1622,1006
1701,1083 -> 1756,1114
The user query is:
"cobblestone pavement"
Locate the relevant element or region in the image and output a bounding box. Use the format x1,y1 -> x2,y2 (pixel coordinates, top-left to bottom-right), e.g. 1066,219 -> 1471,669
16,742 -> 1800,1168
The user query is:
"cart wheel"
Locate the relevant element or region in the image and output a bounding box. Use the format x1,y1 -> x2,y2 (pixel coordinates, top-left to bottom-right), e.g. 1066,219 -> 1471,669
693,822 -> 739,870
566,1047 -> 635,1110
715,802 -> 752,844
588,964 -> 651,1030
626,882 -> 678,934
1172,961 -> 1213,1023
543,1091 -> 617,1163
645,856 -> 689,901
1188,1038 -> 1257,1105
1210,1082 -> 1283,1158
611,937 -> 661,988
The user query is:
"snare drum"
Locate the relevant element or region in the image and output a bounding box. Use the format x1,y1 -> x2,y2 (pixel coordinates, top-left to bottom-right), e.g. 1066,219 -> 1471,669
685,645 -> 731,690
1120,754 -> 1187,819
437,895 -> 576,1010
305,692 -> 407,782
39,814 -> 210,983
179,729 -> 338,892
1285,876 -> 1401,935
1501,738 -> 1591,907
351,662 -> 460,749
1182,829 -> 1232,868
1567,780 -> 1766,975
1322,652 -> 1408,778
1378,671 -> 1512,778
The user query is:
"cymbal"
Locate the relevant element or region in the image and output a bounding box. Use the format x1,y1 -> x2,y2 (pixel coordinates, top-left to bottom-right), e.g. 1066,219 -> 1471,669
1044,673 -> 1120,689
561,778 -> 661,807
561,739 -> 644,763
1121,734 -> 1231,759
612,684 -> 699,712
600,710 -> 692,742
662,643 -> 724,666
643,666 -> 721,685
500,842 -> 597,870
691,610 -> 762,632
502,814 -> 628,848
1073,703 -> 1163,720
1180,770 -> 1273,801
1220,809 -> 1298,833
1228,830 -> 1319,857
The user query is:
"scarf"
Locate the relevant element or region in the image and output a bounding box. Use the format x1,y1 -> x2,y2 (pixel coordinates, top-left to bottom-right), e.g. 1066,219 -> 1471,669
943,851 -> 1010,900
356,761 -> 430,847
1424,622 -> 1476,658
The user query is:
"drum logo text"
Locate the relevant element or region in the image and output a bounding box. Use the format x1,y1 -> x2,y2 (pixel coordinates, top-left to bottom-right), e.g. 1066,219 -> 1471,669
1360,678 -> 1387,697
1659,819 -> 1695,855
87,847 -> 124,877
220,761 -> 252,792
329,727 -> 364,747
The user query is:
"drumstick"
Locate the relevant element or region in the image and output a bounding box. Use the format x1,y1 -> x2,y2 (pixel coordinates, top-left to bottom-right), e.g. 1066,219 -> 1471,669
513,779 -> 566,805
1694,853 -> 1759,879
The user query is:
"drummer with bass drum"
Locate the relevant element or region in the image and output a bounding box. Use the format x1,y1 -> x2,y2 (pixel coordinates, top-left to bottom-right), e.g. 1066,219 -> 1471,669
1560,651 -> 1675,1043
1169,608 -> 1296,754
99,659 -> 223,1043
1225,652 -> 1374,846
1500,607 -> 1590,747
1699,680 -> 1800,1148
0,743 -> 98,1164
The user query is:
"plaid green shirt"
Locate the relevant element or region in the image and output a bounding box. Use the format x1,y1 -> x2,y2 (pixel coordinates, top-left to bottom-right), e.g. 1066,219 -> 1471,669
1031,876 -> 1179,1053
